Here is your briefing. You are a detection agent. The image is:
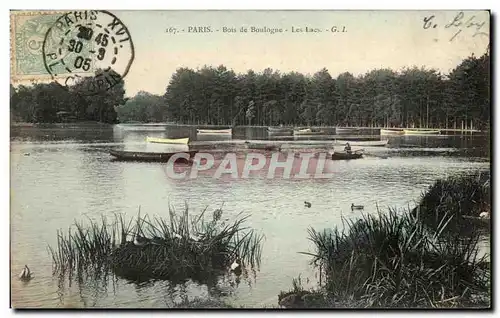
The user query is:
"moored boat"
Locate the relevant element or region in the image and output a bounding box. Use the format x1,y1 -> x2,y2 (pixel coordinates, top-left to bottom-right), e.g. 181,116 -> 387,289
293,128 -> 325,136
331,151 -> 363,160
403,129 -> 441,135
110,150 -> 198,162
197,128 -> 232,134
380,128 -> 404,135
146,136 -> 190,144
334,139 -> 389,147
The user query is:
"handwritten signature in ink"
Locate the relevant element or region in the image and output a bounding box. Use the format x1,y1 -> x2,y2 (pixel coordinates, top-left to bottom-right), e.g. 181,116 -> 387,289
422,11 -> 488,42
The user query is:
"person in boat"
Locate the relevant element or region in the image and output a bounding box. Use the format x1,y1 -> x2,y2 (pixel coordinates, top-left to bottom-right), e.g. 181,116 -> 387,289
344,142 -> 352,154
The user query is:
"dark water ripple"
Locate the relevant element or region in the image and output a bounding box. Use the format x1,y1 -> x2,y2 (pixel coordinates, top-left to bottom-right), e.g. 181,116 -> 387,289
10,125 -> 490,308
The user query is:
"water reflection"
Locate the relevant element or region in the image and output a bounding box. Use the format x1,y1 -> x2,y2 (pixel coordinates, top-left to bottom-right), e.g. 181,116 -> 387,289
10,124 -> 490,308
48,263 -> 259,308
195,134 -> 233,142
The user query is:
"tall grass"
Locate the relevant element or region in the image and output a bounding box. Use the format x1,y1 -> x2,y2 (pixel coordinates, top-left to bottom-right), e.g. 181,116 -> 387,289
302,208 -> 490,308
48,206 -> 264,283
412,171 -> 490,233
48,214 -> 123,279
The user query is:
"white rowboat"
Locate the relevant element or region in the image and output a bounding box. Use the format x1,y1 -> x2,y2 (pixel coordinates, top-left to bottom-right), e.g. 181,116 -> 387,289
146,136 -> 189,144
403,129 -> 441,135
334,139 -> 389,147
380,129 -> 405,135
293,129 -> 325,136
197,128 -> 232,134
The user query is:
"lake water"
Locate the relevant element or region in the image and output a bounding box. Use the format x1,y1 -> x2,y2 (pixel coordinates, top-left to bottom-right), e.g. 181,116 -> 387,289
10,124 -> 490,308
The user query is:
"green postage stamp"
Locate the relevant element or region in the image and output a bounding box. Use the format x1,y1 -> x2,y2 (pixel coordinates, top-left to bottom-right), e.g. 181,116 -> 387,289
11,11 -> 64,81
11,10 -> 135,92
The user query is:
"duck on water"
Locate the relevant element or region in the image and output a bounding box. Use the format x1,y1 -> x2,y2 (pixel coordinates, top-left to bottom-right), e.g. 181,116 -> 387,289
351,203 -> 364,211
19,265 -> 32,281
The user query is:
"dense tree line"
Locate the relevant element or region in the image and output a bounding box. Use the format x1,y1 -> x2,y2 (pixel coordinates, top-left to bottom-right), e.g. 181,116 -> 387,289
10,51 -> 489,129
162,51 -> 489,129
10,70 -> 126,124
116,91 -> 167,123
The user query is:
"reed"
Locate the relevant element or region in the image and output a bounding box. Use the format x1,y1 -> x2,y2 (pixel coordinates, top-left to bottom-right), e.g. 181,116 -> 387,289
300,208 -> 490,308
412,171 -> 490,234
48,206 -> 264,283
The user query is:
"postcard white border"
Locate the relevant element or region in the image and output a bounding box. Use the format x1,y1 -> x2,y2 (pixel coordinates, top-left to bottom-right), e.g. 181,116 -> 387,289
3,0 -> 497,317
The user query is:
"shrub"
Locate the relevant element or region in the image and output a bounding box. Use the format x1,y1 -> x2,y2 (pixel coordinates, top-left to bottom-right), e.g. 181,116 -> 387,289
48,205 -> 264,283
412,171 -> 490,234
301,209 -> 490,308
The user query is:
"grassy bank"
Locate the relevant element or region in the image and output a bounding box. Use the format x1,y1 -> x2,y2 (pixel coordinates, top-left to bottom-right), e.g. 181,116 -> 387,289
278,173 -> 491,308
413,171 -> 490,234
48,206 -> 263,284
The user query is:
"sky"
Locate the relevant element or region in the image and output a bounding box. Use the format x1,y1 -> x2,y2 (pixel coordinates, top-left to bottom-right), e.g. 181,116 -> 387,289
11,10 -> 490,97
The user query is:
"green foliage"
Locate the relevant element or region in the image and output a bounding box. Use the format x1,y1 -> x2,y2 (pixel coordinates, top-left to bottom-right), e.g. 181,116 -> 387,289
48,206 -> 264,284
164,65 -> 239,125
245,100 -> 255,124
413,171 -> 491,234
10,69 -> 126,124
116,91 -> 166,123
446,52 -> 490,130
277,275 -> 335,308
160,51 -> 489,127
11,51 -> 489,127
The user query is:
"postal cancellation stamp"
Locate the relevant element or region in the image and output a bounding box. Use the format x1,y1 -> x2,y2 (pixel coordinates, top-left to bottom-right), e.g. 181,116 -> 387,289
11,10 -> 134,94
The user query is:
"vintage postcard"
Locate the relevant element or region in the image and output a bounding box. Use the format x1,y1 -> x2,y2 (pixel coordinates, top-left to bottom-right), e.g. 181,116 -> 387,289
10,10 -> 491,309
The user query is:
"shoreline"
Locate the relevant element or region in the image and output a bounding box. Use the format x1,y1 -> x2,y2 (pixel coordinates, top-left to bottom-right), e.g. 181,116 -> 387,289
118,123 -> 485,133
10,122 -> 484,133
10,121 -> 113,128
